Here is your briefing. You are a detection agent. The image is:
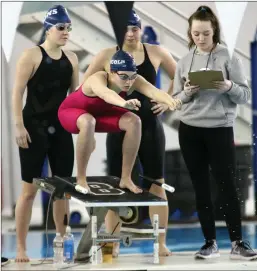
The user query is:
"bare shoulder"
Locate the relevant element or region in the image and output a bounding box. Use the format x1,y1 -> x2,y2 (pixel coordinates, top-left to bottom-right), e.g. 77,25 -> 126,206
100,47 -> 117,58
97,47 -> 117,71
96,47 -> 117,66
17,46 -> 42,67
89,70 -> 107,80
144,43 -> 170,56
63,50 -> 78,64
144,43 -> 160,53
20,46 -> 41,60
84,71 -> 107,92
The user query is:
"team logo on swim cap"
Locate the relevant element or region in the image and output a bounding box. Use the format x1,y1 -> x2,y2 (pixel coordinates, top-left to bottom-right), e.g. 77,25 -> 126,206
128,10 -> 141,29
43,5 -> 71,30
46,8 -> 58,17
133,13 -> 140,21
110,50 -> 137,72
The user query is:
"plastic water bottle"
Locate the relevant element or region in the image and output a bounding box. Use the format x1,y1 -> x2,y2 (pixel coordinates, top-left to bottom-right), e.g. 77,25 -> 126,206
63,226 -> 74,263
53,233 -> 63,267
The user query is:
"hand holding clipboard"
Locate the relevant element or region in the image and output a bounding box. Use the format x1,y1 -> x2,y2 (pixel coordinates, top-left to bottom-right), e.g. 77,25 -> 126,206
188,70 -> 224,90
212,79 -> 233,92
184,79 -> 200,97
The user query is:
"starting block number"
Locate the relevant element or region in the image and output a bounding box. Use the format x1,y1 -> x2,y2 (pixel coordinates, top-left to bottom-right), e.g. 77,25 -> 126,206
122,235 -> 132,247
89,182 -> 125,196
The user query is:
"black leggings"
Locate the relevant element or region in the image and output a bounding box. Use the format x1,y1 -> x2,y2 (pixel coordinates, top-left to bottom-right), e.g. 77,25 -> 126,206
178,121 -> 242,242
106,116 -> 165,190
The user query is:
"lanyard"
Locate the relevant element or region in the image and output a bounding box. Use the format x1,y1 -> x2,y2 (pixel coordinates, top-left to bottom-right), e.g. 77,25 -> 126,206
188,46 -> 215,73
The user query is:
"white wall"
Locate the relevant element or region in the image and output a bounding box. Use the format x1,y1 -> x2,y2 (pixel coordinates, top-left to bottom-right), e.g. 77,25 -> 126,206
161,1 -> 257,57
2,47 -> 15,217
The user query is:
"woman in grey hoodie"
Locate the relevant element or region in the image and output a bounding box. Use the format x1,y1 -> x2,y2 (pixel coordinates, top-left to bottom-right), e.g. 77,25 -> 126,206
173,5 -> 257,261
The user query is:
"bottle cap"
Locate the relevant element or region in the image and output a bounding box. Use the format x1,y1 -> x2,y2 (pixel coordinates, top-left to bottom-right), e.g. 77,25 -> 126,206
66,226 -> 71,233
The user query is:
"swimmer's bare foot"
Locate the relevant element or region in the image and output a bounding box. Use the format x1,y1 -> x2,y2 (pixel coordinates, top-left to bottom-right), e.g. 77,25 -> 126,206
15,249 -> 30,263
112,243 -> 120,258
159,244 -> 172,256
119,178 -> 142,194
76,176 -> 91,193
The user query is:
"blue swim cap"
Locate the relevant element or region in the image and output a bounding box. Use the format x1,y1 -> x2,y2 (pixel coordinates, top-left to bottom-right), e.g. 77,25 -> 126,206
110,50 -> 137,72
127,10 -> 141,29
43,5 -> 71,30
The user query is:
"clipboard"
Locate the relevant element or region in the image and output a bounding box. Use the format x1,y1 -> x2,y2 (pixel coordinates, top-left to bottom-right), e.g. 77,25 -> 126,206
188,70 -> 224,89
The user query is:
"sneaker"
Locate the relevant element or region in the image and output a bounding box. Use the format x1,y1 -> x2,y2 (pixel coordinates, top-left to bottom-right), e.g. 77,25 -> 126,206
1,257 -> 10,266
195,240 -> 220,259
230,240 -> 257,261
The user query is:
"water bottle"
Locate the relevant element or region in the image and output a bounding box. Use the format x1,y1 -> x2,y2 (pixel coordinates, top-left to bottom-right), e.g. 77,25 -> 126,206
53,233 -> 63,267
63,226 -> 74,263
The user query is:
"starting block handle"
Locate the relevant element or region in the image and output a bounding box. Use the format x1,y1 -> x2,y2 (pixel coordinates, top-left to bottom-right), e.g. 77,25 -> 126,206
153,214 -> 159,264
53,175 -> 88,194
139,174 -> 175,193
91,216 -> 98,265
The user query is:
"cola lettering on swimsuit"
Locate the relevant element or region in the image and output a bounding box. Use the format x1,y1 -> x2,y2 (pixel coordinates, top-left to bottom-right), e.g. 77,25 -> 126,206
110,60 -> 126,65
89,182 -> 125,195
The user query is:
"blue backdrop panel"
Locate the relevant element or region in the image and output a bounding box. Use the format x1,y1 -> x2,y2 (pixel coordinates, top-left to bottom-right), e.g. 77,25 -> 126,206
37,30 -> 50,212
251,30 -> 257,196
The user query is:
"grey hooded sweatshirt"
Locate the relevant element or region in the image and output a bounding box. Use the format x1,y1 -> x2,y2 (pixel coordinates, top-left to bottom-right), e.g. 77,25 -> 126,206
172,44 -> 251,128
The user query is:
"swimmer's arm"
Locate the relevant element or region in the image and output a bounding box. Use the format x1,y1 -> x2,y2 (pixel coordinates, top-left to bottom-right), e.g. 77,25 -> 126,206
68,52 -> 79,93
157,46 -> 177,95
83,49 -> 109,82
88,73 -> 126,108
12,50 -> 35,127
134,75 -> 178,107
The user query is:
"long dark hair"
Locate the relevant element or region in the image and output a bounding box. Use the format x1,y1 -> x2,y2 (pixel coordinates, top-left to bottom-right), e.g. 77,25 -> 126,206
187,6 -> 221,49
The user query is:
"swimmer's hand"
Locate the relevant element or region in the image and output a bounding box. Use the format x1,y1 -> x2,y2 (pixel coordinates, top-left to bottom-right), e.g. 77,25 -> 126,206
123,99 -> 141,111
184,80 -> 200,97
151,100 -> 169,115
167,98 -> 182,111
15,124 -> 32,149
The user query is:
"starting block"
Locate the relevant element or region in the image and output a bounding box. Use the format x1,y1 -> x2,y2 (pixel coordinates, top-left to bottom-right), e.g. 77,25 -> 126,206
33,176 -> 168,265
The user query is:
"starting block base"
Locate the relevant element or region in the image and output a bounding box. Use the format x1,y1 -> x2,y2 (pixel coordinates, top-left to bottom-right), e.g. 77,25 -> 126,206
33,176 -> 168,265
121,224 -> 165,234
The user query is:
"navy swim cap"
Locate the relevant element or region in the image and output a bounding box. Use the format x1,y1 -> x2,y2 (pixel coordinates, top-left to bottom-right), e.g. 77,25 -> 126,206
110,50 -> 137,72
44,5 -> 71,30
127,10 -> 141,29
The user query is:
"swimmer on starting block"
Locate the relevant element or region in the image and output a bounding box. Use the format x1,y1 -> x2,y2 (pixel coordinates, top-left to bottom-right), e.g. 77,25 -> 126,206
58,50 -> 182,194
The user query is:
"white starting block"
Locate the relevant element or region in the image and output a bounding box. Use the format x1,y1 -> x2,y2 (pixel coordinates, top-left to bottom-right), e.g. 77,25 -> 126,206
33,175 -> 171,265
